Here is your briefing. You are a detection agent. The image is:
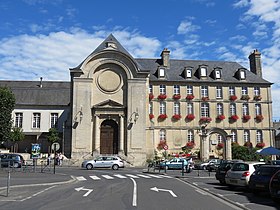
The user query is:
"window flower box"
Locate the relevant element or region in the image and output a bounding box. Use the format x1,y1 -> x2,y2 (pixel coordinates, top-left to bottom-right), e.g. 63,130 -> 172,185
241,95 -> 250,100
157,140 -> 167,150
186,141 -> 195,149
186,114 -> 195,121
157,94 -> 167,100
217,115 -> 225,121
254,95 -> 262,101
201,96 -> 209,101
242,115 -> 251,121
186,94 -> 195,100
173,94 -> 181,100
255,115 -> 264,121
231,142 -> 239,147
149,114 -> 154,119
217,143 -> 224,150
244,141 -> 253,147
172,114 -> 181,120
149,93 -> 154,100
199,117 -> 212,123
230,115 -> 239,121
158,114 -> 168,120
229,95 -> 237,101
256,142 -> 265,148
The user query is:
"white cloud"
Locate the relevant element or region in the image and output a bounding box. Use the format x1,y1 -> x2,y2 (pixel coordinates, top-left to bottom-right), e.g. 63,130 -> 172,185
0,29 -> 161,81
177,19 -> 201,35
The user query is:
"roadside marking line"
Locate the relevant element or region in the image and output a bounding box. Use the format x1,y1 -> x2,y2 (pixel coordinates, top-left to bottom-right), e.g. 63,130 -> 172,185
137,174 -> 152,178
148,174 -> 163,178
195,189 -> 208,195
126,174 -> 139,178
114,174 -> 127,179
158,175 -> 173,178
76,176 -> 86,181
21,185 -> 56,201
89,175 -> 101,180
130,178 -> 137,207
102,175 -> 114,179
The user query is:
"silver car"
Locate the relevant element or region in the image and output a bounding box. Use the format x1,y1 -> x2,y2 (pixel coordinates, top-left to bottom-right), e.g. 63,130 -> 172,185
82,156 -> 124,170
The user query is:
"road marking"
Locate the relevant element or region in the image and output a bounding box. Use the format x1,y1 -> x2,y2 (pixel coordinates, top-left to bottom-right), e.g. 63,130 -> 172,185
102,175 -> 114,179
75,186 -> 93,197
150,187 -> 177,197
137,174 -> 152,178
131,178 -> 137,207
126,174 -> 139,178
114,174 -> 127,179
196,189 -> 208,195
158,175 -> 173,178
148,174 -> 163,178
76,176 -> 86,181
89,175 -> 101,180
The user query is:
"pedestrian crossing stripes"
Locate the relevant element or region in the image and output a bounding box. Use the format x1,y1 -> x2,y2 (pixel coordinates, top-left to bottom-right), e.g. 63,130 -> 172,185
75,174 -> 173,181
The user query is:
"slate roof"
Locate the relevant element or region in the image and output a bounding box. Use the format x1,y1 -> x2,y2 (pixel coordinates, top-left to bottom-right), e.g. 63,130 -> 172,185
0,81 -> 70,106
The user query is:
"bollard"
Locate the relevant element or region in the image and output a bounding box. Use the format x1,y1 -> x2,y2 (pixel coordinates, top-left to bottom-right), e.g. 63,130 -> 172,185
181,161 -> 184,176
164,161 -> 167,173
7,171 -> 10,197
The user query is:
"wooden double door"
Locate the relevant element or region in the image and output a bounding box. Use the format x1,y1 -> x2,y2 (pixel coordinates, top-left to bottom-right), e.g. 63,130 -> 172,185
100,120 -> 119,154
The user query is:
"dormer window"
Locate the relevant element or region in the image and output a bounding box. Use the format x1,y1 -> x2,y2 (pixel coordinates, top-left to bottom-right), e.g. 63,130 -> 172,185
106,41 -> 117,49
200,66 -> 207,77
185,68 -> 192,78
215,69 -> 221,79
240,70 -> 246,79
159,68 -> 165,78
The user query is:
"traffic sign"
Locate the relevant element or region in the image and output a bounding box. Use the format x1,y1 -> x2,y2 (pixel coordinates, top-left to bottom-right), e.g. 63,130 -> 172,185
51,142 -> 60,151
163,145 -> 168,150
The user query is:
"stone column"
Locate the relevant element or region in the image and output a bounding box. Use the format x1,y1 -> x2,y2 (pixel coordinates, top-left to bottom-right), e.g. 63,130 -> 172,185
94,115 -> 100,153
200,133 -> 209,161
225,135 -> 232,160
119,115 -> 124,152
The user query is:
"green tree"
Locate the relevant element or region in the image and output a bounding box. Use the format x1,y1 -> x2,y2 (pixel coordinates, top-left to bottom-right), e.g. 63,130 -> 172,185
0,87 -> 16,143
232,144 -> 263,161
47,128 -> 60,143
11,127 -> 25,143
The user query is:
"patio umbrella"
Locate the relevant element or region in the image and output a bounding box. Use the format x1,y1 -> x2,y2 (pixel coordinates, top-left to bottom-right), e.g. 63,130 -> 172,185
256,146 -> 280,156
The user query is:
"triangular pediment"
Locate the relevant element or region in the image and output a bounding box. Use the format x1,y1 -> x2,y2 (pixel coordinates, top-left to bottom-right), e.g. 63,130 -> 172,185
93,99 -> 124,108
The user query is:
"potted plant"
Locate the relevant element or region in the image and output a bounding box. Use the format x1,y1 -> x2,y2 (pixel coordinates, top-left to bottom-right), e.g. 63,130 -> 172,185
230,115 -> 239,121
186,114 -> 195,121
149,114 -> 154,119
186,94 -> 195,100
201,96 -> 209,101
242,115 -> 251,121
244,141 -> 253,147
254,95 -> 262,101
173,94 -> 181,100
241,95 -> 250,100
172,114 -> 181,120
158,114 -> 168,120
256,142 -> 265,148
157,139 -> 167,150
199,117 -> 212,123
217,143 -> 224,150
149,93 -> 154,100
158,94 -> 167,100
255,115 -> 264,121
229,95 -> 237,101
217,115 -> 225,121
186,141 -> 195,149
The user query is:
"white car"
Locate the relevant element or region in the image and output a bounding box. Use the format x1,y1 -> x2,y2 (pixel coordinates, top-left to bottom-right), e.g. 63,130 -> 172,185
225,162 -> 265,188
82,156 -> 124,170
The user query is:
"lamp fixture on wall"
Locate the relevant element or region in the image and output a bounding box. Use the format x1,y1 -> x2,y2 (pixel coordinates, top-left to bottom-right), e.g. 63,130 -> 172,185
74,106 -> 83,123
128,108 -> 139,125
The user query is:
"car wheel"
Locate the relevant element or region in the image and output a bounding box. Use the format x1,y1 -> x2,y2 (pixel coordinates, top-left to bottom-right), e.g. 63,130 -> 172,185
86,164 -> 93,170
165,165 -> 169,170
13,162 -> 19,168
203,166 -> 206,170
112,164 -> 119,170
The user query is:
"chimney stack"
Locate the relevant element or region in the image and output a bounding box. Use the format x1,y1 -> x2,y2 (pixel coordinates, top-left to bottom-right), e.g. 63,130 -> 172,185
161,48 -> 170,69
40,77 -> 43,88
249,49 -> 262,77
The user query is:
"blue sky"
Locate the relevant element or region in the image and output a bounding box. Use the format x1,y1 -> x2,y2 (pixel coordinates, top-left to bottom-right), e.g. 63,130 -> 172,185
0,0 -> 280,119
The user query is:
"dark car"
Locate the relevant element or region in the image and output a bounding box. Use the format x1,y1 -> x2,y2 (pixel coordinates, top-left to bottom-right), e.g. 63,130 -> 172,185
215,160 -> 243,184
249,165 -> 280,194
270,170 -> 280,202
0,153 -> 25,168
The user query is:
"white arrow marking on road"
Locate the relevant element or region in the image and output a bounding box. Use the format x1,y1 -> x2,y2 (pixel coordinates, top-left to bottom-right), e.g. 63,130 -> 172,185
150,187 -> 177,197
75,186 -> 93,197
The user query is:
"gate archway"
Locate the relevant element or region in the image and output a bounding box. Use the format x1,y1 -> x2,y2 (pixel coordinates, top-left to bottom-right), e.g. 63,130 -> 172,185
100,120 -> 119,154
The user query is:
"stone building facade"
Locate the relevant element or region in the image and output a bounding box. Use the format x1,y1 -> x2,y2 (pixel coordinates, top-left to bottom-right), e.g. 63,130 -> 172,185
0,34 -> 274,166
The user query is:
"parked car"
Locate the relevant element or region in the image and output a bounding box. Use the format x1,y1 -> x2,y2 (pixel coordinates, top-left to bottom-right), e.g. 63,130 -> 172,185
270,170 -> 280,202
215,160 -> 243,184
195,159 -> 221,170
160,158 -> 192,172
225,162 -> 265,188
249,164 -> 280,194
0,153 -> 25,168
81,156 -> 124,170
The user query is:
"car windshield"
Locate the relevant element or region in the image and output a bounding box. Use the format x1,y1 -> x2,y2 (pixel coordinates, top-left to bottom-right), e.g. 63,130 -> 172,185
232,163 -> 249,171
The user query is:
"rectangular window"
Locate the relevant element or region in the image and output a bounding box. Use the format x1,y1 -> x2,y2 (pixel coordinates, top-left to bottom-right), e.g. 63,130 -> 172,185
149,85 -> 153,94
216,103 -> 223,115
186,69 -> 192,78
241,87 -> 248,95
51,113 -> 59,128
229,103 -> 236,115
159,129 -> 166,140
240,70 -> 246,79
244,130 -> 250,143
215,70 -> 221,79
173,102 -> 180,115
229,86 -> 235,96
254,87 -> 260,96
159,101 -> 166,115
200,67 -> 207,77
256,130 -> 262,143
149,102 -> 153,114
187,103 -> 193,114
201,86 -> 208,97
159,68 -> 165,77
186,85 -> 193,95
201,102 -> 209,117
32,113 -> 41,129
255,104 -> 262,115
15,112 -> 23,128
216,86 -> 223,99
173,85 -> 180,95
187,130 -> 194,142
242,103 -> 249,115
159,84 -> 166,94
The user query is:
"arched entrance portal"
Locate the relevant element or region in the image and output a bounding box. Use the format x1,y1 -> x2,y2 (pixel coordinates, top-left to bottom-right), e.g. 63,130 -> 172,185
100,120 -> 119,154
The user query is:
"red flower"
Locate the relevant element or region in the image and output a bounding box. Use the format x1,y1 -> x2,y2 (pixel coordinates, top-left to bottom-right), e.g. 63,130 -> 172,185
149,114 -> 154,119
186,141 -> 195,149
255,115 -> 264,121
202,96 -> 209,101
149,93 -> 154,100
229,95 -> 237,101
186,94 -> 195,100
244,141 -> 253,147
158,94 -> 167,100
231,142 -> 239,147
217,143 -> 224,149
173,94 -> 181,100
230,115 -> 239,121
217,115 -> 225,120
199,117 -> 212,123
172,114 -> 181,120
186,114 -> 195,120
158,114 -> 168,119
243,115 -> 251,121
157,140 -> 167,150
256,142 -> 265,148
254,95 -> 262,101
